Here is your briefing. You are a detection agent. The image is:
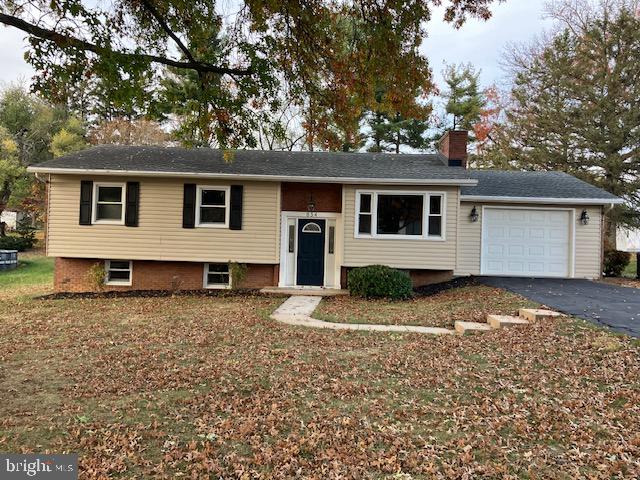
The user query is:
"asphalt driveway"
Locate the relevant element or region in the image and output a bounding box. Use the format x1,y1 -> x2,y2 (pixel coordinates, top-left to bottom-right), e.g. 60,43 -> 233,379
478,277 -> 640,337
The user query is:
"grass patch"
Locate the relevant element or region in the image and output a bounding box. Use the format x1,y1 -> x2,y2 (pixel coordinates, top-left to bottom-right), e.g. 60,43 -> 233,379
0,253 -> 53,288
315,285 -> 537,328
623,254 -> 637,278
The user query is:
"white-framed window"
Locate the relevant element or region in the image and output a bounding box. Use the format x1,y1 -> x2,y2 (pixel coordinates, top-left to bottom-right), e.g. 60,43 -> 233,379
93,183 -> 125,224
355,190 -> 446,240
196,186 -> 230,228
427,194 -> 443,238
203,263 -> 231,289
105,260 -> 132,286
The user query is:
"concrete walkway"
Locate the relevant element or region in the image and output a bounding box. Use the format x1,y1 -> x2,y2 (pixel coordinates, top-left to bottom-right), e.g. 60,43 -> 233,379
270,296 -> 454,334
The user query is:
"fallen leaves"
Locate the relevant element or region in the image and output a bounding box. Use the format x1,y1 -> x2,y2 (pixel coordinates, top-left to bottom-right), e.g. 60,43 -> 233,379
315,285 -> 537,328
0,291 -> 638,478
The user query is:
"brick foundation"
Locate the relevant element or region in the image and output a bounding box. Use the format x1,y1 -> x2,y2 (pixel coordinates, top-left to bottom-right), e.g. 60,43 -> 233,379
340,266 -> 454,289
54,258 -> 279,293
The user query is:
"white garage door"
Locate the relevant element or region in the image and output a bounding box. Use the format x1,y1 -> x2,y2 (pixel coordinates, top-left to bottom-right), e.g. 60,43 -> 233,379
481,208 -> 571,277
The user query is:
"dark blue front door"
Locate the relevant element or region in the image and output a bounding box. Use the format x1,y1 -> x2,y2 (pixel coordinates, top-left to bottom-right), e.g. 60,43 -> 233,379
296,219 -> 325,286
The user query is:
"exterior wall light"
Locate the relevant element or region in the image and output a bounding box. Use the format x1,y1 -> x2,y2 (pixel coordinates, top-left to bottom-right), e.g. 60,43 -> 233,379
470,206 -> 479,223
580,209 -> 590,225
307,194 -> 317,217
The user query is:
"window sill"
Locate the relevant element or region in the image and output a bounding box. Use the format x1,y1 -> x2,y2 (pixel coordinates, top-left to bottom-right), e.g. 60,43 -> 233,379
204,284 -> 232,290
92,219 -> 125,225
105,281 -> 132,286
195,223 -> 229,229
354,234 -> 446,241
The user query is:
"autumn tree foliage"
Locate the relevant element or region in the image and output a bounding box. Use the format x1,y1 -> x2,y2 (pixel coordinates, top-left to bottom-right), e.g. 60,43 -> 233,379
482,0 -> 640,238
0,0 -> 502,150
472,85 -> 506,160
89,119 -> 169,146
0,86 -> 87,226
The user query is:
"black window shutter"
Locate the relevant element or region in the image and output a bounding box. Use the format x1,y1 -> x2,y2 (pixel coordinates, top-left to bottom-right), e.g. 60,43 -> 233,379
229,185 -> 243,230
79,180 -> 93,225
125,182 -> 140,227
183,184 -> 196,228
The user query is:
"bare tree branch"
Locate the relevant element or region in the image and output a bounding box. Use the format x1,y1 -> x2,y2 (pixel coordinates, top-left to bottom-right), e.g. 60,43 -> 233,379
0,12 -> 253,76
138,0 -> 197,65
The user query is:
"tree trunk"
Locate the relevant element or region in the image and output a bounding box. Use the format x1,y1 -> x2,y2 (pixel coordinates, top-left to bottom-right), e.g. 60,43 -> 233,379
0,184 -> 11,237
604,214 -> 618,250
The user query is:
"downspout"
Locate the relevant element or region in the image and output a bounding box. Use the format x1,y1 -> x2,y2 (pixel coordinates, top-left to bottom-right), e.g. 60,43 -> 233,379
34,172 -> 50,257
601,203 -> 616,279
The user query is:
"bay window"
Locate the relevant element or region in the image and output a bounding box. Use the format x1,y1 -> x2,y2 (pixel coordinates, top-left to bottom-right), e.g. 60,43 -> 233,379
355,190 -> 445,240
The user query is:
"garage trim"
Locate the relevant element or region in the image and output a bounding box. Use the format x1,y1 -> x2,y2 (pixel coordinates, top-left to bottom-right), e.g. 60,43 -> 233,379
480,205 -> 576,278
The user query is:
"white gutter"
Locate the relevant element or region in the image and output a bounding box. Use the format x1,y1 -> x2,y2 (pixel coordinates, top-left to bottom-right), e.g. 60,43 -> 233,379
26,166 -> 479,186
461,195 -> 624,205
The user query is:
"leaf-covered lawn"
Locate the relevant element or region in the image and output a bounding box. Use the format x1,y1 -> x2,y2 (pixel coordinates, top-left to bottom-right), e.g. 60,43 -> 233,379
1,288 -> 639,478
315,285 -> 538,328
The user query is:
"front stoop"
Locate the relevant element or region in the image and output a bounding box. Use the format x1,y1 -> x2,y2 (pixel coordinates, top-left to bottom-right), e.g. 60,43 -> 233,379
519,308 -> 564,322
454,321 -> 493,335
487,314 -> 530,329
261,287 -> 349,296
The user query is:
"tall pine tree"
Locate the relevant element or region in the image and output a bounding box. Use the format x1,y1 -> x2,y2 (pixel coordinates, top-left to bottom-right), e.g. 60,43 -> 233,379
442,63 -> 484,132
483,0 -> 640,240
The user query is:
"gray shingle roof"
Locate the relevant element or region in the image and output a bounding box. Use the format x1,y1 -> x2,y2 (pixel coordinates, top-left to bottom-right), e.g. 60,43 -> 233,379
29,145 -> 621,203
29,145 -> 474,183
461,170 -> 620,202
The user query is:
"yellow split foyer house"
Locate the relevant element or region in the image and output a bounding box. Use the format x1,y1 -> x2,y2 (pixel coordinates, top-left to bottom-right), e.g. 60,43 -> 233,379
27,131 -> 622,292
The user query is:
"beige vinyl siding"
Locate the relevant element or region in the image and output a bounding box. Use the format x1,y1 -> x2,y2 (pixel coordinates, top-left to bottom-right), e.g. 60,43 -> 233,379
342,185 -> 459,270
47,175 -> 281,263
455,202 -> 602,279
574,206 -> 603,278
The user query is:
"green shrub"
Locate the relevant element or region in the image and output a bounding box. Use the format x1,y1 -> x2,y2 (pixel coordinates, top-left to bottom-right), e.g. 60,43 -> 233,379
603,250 -> 630,277
229,261 -> 248,289
15,217 -> 36,247
86,262 -> 106,290
0,235 -> 32,251
348,265 -> 413,300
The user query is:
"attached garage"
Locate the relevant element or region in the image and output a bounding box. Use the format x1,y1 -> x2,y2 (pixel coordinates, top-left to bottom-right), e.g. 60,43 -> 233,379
481,207 -> 572,278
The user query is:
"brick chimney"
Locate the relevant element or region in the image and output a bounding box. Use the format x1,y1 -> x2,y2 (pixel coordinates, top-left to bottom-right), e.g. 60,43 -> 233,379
439,130 -> 468,168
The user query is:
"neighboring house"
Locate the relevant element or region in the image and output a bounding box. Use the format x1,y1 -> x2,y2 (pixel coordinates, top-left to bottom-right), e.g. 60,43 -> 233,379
28,131 -> 622,293
0,210 -> 26,231
617,227 -> 640,253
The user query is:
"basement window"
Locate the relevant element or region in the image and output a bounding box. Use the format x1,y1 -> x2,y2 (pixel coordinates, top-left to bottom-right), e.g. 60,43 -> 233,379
105,260 -> 132,286
204,263 -> 231,289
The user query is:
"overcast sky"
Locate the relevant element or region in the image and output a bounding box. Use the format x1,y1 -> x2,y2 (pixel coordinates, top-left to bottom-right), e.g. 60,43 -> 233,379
0,1 -> 554,90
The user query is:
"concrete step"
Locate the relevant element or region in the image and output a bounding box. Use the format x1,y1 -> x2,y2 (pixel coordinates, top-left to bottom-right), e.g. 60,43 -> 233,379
487,314 -> 530,329
518,308 -> 563,322
455,321 -> 493,335
260,287 -> 349,296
